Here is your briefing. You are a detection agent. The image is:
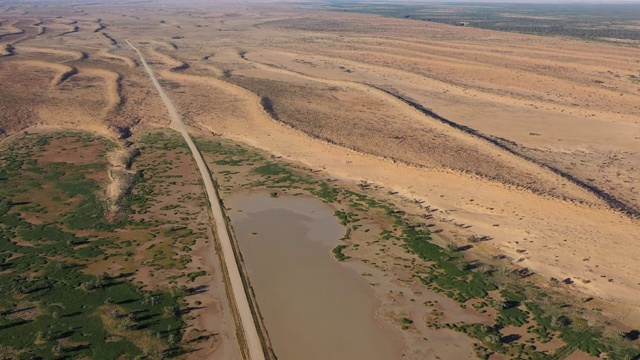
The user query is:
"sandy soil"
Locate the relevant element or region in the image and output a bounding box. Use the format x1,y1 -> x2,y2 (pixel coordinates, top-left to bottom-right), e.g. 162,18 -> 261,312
187,221 -> 243,360
129,41 -> 264,360
123,133 -> 243,360
1,0 -> 639,349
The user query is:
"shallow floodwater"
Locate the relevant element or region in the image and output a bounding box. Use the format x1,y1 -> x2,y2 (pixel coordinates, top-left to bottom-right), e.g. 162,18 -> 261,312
229,191 -> 402,360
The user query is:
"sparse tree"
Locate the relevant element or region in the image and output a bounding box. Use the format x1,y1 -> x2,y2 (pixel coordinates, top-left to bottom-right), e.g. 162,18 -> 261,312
484,334 -> 502,345
493,299 -> 509,310
52,342 -> 62,356
0,345 -> 18,360
108,308 -> 121,319
551,315 -> 570,328
118,317 -> 135,331
164,306 -> 178,316
0,196 -> 10,216
615,331 -> 627,341
167,333 -> 177,347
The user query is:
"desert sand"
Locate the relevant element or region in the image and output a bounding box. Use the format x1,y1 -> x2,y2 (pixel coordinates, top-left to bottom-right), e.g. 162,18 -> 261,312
1,0 -> 639,353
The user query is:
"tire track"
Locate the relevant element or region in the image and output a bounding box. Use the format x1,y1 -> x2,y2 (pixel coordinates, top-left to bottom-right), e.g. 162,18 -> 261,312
126,39 -> 267,360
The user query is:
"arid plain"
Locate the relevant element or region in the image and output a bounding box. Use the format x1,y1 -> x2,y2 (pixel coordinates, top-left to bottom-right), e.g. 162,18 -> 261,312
1,0 -> 640,359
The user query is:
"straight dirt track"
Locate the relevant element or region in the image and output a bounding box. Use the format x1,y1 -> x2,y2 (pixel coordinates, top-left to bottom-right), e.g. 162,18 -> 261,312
126,40 -> 266,360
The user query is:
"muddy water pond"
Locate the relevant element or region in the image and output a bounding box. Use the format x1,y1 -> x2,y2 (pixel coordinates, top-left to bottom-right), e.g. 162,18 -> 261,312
228,191 -> 402,360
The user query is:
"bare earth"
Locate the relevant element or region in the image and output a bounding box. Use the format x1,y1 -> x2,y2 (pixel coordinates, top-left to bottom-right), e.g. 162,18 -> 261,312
127,39 -> 265,360
1,0 -> 640,353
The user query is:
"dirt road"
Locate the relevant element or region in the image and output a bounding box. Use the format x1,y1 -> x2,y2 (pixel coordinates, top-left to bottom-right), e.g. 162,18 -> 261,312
126,40 -> 266,360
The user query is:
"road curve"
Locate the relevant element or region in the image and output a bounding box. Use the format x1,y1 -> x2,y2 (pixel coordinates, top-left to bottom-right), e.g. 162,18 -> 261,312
126,40 -> 266,360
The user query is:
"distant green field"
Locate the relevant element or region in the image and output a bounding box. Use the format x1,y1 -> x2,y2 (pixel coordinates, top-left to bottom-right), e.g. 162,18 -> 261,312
323,2 -> 640,42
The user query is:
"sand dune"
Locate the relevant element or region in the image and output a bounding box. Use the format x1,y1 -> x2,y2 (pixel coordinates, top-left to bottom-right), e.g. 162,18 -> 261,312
93,19 -> 105,33
237,28 -> 640,215
189,78 -> 640,320
145,42 -> 189,71
1,0 -> 640,346
18,45 -> 86,62
50,63 -> 77,86
55,23 -> 78,37
0,18 -> 43,44
10,59 -> 76,87
0,59 -> 124,138
119,8 -> 640,328
81,67 -> 123,119
101,32 -> 118,46
0,19 -> 23,39
227,57 -> 601,204
96,49 -> 137,68
142,53 -> 640,322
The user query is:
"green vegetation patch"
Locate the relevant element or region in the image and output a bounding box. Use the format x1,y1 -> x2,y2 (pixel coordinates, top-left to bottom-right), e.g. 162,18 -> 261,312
0,132 -> 184,359
325,2 -> 640,41
331,245 -> 350,261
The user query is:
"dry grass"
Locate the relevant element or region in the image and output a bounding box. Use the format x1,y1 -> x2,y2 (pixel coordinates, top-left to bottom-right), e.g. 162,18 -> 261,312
98,305 -> 168,355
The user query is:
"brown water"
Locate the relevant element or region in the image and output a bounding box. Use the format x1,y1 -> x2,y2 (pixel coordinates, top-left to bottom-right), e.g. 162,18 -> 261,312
228,191 -> 402,360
